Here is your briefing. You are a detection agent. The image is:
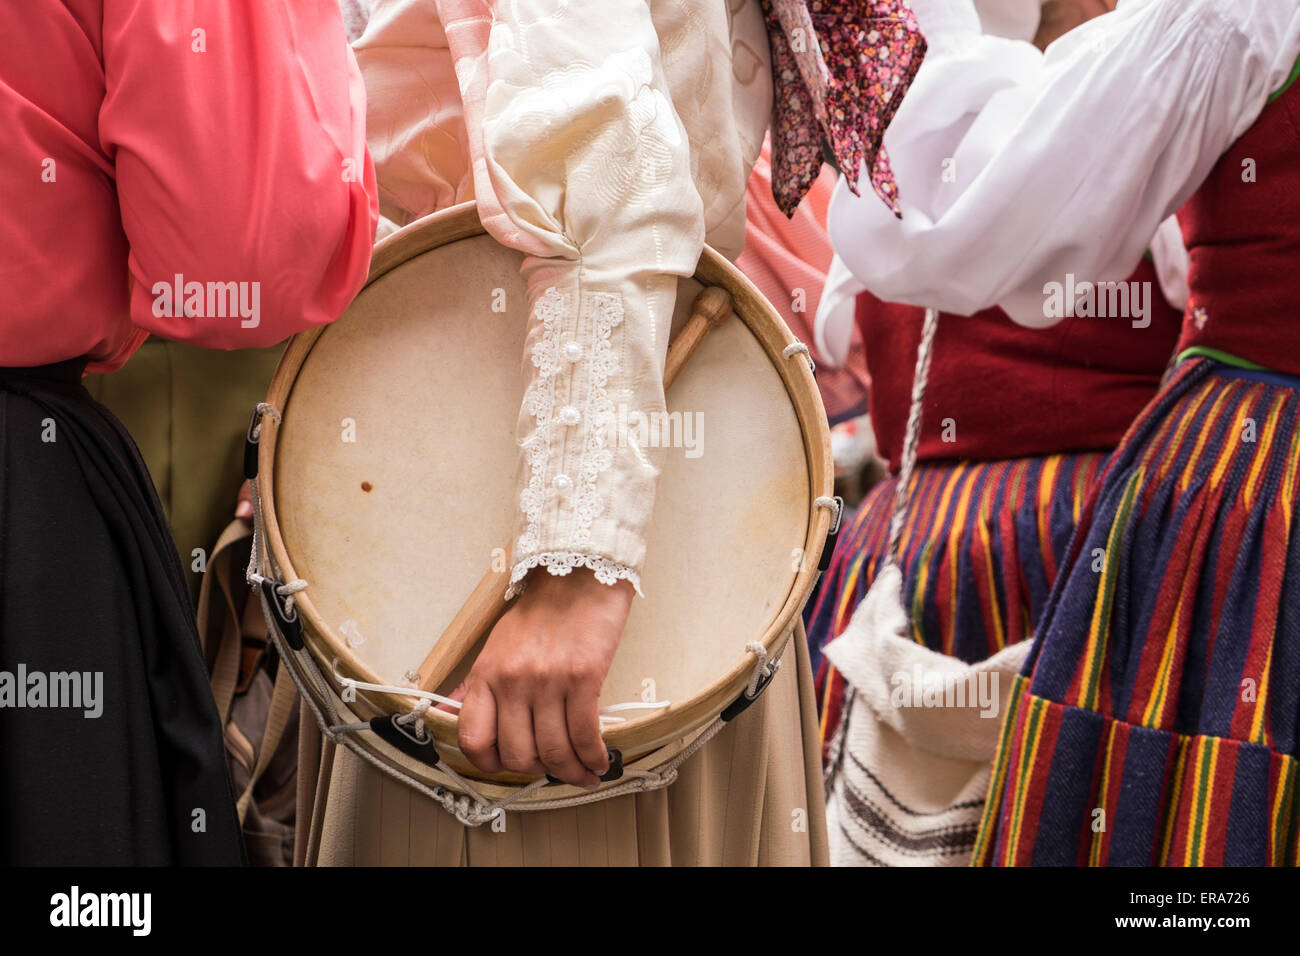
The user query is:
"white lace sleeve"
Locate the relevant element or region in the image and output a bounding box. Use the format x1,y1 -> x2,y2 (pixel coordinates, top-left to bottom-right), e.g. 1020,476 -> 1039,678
439,0 -> 706,598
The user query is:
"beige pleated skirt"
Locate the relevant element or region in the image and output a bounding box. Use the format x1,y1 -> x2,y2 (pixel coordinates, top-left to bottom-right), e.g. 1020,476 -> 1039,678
295,624 -> 827,866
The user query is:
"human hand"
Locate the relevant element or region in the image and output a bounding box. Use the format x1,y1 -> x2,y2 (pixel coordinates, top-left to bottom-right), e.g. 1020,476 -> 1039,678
446,567 -> 633,788
236,479 -> 253,524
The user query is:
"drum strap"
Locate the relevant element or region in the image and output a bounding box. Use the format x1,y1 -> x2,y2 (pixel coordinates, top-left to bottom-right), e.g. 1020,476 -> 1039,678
234,666 -> 296,824
823,308 -> 938,781
198,512 -> 302,825
886,308 -> 940,566
199,518 -> 259,724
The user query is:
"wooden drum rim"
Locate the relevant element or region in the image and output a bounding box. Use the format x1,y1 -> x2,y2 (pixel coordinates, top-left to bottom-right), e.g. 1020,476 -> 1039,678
257,202 -> 835,773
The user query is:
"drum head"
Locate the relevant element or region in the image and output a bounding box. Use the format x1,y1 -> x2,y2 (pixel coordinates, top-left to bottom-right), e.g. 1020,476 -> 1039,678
263,204 -> 831,764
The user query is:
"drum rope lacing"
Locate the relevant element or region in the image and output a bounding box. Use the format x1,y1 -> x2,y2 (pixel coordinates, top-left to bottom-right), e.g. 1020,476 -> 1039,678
317,640 -> 778,827
257,553 -> 783,827
789,337 -> 846,571
242,402 -> 792,827
327,667 -> 670,729
814,495 -> 842,525
789,327 -> 841,581
782,340 -> 816,373
245,403 -> 309,613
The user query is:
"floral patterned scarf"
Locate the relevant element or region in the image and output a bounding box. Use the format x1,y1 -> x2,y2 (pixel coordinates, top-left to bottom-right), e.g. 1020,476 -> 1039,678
761,0 -> 927,218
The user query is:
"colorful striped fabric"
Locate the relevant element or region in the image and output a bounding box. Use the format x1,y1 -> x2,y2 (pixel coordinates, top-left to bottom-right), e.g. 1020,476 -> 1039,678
805,451 -> 1106,760
975,359 -> 1300,866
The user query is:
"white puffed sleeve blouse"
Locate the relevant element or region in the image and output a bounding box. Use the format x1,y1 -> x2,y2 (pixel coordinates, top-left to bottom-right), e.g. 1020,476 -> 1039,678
824,0 -> 1300,330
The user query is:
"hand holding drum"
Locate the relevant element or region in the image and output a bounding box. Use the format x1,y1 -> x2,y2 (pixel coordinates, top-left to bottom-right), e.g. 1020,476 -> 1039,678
256,205 -> 832,812
430,287 -> 734,788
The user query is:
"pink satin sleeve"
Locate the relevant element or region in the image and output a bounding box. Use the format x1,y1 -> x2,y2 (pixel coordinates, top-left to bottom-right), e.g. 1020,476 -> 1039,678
100,0 -> 378,348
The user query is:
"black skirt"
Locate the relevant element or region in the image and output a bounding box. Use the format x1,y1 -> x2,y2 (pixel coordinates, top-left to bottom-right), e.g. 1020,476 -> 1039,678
0,359 -> 244,865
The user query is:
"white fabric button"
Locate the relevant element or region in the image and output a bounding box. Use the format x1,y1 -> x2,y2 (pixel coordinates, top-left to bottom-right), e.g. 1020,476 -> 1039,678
558,405 -> 581,426
562,341 -> 583,362
552,474 -> 573,490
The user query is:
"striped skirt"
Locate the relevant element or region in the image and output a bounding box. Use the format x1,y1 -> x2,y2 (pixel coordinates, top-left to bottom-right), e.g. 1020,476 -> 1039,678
806,452 -> 1106,759
975,360 -> 1300,866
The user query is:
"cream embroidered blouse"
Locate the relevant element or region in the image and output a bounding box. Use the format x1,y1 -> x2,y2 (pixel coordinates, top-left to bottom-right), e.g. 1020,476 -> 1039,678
351,0 -> 771,596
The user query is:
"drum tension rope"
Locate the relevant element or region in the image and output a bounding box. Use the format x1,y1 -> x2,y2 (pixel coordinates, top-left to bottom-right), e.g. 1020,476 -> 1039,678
782,341 -> 816,374
244,402 -> 306,650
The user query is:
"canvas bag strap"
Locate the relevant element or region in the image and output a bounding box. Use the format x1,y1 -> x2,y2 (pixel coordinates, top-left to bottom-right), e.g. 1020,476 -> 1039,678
235,665 -> 297,824
199,518 -> 298,825
884,308 -> 940,567
202,519 -> 257,726
824,306 -> 940,777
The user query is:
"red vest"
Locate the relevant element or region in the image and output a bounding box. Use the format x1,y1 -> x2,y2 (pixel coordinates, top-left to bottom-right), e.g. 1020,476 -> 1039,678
858,255 -> 1184,472
1177,79 -> 1300,374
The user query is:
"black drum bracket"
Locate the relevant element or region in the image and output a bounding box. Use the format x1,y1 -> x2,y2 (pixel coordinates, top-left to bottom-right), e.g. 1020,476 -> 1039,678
243,405 -> 265,480
259,577 -> 304,651
721,656 -> 782,722
370,715 -> 442,769
818,494 -> 846,572
546,748 -> 624,786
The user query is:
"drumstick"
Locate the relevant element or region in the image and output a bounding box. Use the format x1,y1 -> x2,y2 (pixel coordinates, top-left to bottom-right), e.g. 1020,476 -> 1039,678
417,286 -> 734,694
662,287 -> 732,387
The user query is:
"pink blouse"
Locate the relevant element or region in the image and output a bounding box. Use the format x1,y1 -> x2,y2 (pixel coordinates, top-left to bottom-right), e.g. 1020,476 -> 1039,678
735,139 -> 870,422
1,1 -> 378,373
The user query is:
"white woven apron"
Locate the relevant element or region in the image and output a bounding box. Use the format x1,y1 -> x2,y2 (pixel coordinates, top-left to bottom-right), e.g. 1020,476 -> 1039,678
822,309 -> 1031,866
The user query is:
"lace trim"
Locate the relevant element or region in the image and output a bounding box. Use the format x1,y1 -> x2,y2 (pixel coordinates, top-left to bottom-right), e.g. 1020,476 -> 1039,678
515,285 -> 627,566
505,552 -> 644,601
573,291 -> 623,547
517,288 -> 567,555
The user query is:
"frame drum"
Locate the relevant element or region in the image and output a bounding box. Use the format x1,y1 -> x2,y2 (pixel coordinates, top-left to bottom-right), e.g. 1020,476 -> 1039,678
251,203 -> 836,816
